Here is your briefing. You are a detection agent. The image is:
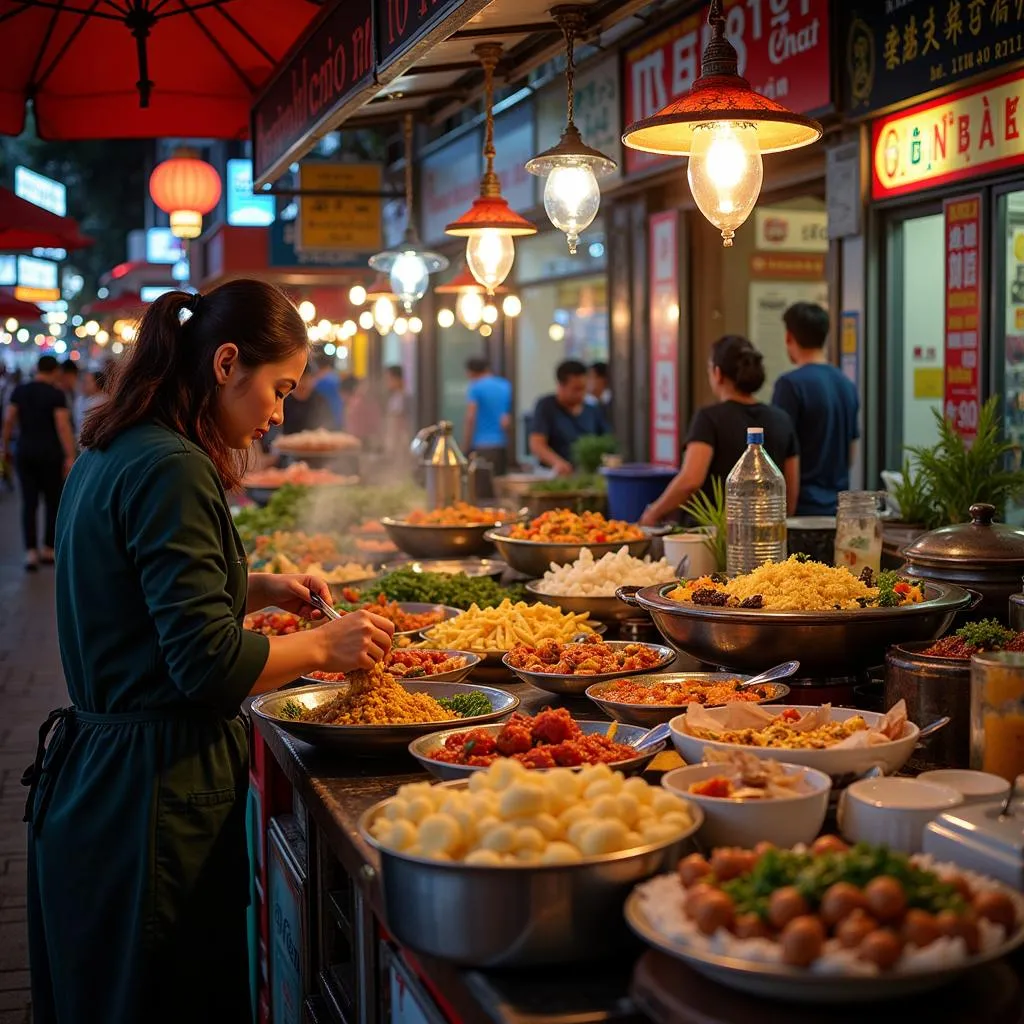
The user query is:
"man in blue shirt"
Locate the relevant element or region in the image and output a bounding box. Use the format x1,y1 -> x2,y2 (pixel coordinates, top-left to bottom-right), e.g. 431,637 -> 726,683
529,359 -> 609,475
771,303 -> 860,516
312,351 -> 344,428
462,357 -> 512,476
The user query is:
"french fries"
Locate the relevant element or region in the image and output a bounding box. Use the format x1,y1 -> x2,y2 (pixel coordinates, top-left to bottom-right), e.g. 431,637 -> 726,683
421,599 -> 596,651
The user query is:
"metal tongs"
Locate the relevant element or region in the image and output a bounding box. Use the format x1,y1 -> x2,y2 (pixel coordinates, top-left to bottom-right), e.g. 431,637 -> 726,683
307,589 -> 342,621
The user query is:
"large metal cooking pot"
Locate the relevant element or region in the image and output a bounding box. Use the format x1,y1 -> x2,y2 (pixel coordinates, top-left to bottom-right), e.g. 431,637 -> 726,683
616,581 -> 972,676
885,642 -> 971,769
901,504 -> 1024,624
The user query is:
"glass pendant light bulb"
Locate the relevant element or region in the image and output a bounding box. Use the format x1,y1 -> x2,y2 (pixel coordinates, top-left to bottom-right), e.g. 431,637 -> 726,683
465,230 -> 515,293
372,295 -> 396,335
349,284 -> 367,306
358,310 -> 374,330
543,164 -> 601,254
687,121 -> 763,246
437,308 -> 455,329
456,290 -> 486,331
389,251 -> 430,311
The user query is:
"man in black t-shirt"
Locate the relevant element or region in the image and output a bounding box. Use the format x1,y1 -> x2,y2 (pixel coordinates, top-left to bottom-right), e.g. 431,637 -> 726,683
529,359 -> 609,475
2,355 -> 77,569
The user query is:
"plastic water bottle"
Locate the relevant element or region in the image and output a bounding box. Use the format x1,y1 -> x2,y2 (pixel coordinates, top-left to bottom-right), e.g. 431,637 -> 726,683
726,427 -> 787,575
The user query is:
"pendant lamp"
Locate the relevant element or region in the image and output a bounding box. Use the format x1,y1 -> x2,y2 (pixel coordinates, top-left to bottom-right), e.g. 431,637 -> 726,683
446,43 -> 536,293
369,114 -> 449,311
525,6 -> 615,255
621,0 -> 822,246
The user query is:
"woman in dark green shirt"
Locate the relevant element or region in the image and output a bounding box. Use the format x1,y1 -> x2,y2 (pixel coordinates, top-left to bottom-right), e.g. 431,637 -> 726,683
26,282 -> 394,1024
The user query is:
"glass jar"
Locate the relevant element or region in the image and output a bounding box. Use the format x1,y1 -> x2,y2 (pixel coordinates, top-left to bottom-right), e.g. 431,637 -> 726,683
970,650 -> 1024,781
833,491 -> 883,576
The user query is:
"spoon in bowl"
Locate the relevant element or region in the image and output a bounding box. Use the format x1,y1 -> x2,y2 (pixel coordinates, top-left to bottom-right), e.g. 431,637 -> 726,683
735,660 -> 801,692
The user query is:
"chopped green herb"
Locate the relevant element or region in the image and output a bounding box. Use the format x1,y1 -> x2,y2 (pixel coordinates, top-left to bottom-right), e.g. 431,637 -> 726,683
436,692 -> 493,718
873,570 -> 904,607
279,698 -> 305,720
954,618 -> 1014,650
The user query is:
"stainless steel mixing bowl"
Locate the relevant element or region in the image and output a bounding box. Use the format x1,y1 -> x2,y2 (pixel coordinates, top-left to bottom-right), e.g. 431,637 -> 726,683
485,528 -> 652,578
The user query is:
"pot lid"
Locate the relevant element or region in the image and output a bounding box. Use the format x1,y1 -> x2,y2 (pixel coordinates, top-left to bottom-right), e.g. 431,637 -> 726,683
903,504 -> 1024,567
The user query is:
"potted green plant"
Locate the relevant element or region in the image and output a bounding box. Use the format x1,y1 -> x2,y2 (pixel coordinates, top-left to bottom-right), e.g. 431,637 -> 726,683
525,436 -> 613,515
663,477 -> 727,575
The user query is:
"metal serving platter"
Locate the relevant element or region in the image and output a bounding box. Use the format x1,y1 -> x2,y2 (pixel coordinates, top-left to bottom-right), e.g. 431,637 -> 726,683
381,509 -> 524,559
524,580 -> 657,623
616,580 -> 973,675
250,680 -> 519,756
485,527 -> 652,579
585,672 -> 789,728
299,649 -> 482,686
502,640 -> 676,696
407,720 -> 665,781
378,557 -> 508,579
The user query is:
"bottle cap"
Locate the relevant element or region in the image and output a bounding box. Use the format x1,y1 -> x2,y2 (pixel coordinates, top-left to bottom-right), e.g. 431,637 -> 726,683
747,427 -> 764,445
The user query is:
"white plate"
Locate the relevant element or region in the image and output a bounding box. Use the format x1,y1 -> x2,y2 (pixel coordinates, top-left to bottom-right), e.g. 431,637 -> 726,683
669,705 -> 919,778
624,876 -> 1024,1003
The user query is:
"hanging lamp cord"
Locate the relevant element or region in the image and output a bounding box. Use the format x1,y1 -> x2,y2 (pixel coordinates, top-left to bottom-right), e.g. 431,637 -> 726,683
475,43 -> 503,197
403,113 -> 417,241
564,19 -> 576,128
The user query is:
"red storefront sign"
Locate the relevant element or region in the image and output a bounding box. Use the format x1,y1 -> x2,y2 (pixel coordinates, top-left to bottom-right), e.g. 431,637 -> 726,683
943,194 -> 983,444
623,0 -> 831,176
649,210 -> 680,466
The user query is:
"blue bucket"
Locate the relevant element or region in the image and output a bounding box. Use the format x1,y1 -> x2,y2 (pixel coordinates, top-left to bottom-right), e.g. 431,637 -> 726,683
601,463 -> 678,522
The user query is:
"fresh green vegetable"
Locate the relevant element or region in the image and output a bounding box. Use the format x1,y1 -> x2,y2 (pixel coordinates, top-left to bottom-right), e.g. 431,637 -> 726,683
279,698 -> 305,720
528,473 -> 605,493
873,570 -> 904,607
954,618 -> 1014,650
722,844 -> 966,922
571,434 -> 618,475
679,477 -> 727,572
362,568 -> 525,609
234,484 -> 309,545
436,692 -> 493,718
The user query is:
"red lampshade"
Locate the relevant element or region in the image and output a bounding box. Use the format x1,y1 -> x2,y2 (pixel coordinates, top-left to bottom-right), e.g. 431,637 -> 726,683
445,194 -> 536,237
149,151 -> 222,239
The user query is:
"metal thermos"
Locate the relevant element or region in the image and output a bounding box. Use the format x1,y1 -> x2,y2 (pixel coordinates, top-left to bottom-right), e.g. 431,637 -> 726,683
467,452 -> 494,502
413,421 -> 467,509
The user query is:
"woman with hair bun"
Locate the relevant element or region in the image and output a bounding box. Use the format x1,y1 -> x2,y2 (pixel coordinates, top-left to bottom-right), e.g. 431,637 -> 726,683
27,281 -> 394,1023
640,335 -> 800,526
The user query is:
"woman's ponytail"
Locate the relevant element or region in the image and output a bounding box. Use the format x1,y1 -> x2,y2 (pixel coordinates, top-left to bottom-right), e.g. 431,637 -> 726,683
710,334 -> 766,396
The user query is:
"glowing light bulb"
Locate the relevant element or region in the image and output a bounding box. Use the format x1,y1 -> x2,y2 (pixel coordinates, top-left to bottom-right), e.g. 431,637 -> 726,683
372,295 -> 396,335
307,325 -> 321,343
465,230 -> 515,293
502,295 -> 522,318
121,324 -> 137,341
324,342 -> 336,356
437,308 -> 455,329
84,320 -> 99,336
112,341 -> 124,354
359,310 -> 374,330
389,251 -> 430,311
456,291 -> 485,331
16,328 -> 29,343
408,316 -> 423,334
482,303 -> 499,325
548,323 -> 566,342
4,318 -> 16,332
479,324 -> 493,338
393,316 -> 409,336
96,329 -> 109,345
687,121 -> 763,246
298,300 -> 316,322
342,320 -> 356,338
543,164 -> 601,255
348,284 -> 367,306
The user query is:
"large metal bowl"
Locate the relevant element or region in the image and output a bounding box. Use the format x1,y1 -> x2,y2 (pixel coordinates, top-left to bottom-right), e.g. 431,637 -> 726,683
585,672 -> 790,728
524,581 -> 656,623
501,641 -> 676,696
378,557 -> 508,580
299,649 -> 483,686
616,580 -> 973,675
249,680 -> 519,756
408,719 -> 666,780
360,782 -> 702,966
485,527 -> 652,578
381,509 -> 523,559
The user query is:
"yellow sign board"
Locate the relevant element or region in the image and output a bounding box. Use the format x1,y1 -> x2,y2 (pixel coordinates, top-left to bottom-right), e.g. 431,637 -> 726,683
872,67 -> 1024,199
298,163 -> 382,252
914,367 -> 944,400
15,285 -> 59,303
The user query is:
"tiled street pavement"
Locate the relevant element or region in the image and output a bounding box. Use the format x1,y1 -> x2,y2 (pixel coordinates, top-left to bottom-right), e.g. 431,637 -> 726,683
0,490 -> 67,1024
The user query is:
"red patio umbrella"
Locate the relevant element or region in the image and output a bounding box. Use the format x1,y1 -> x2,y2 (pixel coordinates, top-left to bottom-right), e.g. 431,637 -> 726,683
0,0 -> 323,140
0,187 -> 93,251
0,294 -> 44,321
81,291 -> 146,317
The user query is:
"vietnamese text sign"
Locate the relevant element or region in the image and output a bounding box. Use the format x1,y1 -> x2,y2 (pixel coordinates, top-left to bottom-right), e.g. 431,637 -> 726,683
944,193 -> 983,443
251,0 -> 374,188
377,0 -> 466,71
624,0 -> 830,176
297,163 -> 382,253
754,207 -> 829,252
873,68 -> 1024,198
844,0 -> 1024,116
15,166 -> 66,217
649,211 -> 680,466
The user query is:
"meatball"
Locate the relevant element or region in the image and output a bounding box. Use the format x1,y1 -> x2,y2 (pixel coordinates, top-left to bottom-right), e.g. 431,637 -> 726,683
549,742 -> 584,767
518,747 -> 556,769
820,882 -> 868,927
496,723 -> 532,756
531,708 -> 576,745
677,853 -> 712,888
864,876 -> 907,923
768,886 -> 809,930
902,909 -> 941,949
857,929 -> 904,970
973,891 -> 1017,933
836,909 -> 878,949
693,890 -> 736,936
780,916 -> 825,967
461,730 -> 497,757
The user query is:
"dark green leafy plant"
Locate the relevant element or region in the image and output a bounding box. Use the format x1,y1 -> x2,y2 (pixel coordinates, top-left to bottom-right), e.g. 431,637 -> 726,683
571,434 -> 618,475
906,397 -> 1024,530
528,472 -> 605,493
680,477 -> 727,572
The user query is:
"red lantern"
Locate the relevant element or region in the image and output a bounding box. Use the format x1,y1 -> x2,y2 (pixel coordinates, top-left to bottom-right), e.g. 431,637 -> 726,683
149,149 -> 222,240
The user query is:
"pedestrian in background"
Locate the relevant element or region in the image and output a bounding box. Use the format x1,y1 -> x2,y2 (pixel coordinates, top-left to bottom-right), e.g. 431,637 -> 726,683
463,357 -> 512,476
587,360 -> 613,429
384,365 -> 412,457
281,366 -> 333,435
772,302 -> 859,516
1,355 -> 76,570
58,359 -> 79,433
529,359 -> 609,476
313,350 -> 344,428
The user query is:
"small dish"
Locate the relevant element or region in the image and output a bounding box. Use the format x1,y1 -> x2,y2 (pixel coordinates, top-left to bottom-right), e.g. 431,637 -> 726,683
916,769 -> 1012,804
838,777 -> 963,853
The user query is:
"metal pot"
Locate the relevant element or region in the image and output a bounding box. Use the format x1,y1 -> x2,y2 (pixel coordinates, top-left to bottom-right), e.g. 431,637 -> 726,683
885,642 -> 971,769
901,504 -> 1024,625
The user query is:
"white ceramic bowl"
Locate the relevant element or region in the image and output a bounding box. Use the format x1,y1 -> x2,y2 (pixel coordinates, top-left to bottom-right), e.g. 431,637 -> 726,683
661,763 -> 831,850
916,769 -> 1012,804
669,705 -> 921,778
838,777 -> 963,853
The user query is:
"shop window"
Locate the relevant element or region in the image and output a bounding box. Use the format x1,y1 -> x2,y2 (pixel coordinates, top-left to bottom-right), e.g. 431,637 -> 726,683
998,190 -> 1024,524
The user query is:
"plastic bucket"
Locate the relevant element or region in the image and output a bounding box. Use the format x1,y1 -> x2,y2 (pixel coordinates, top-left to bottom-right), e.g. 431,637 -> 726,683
600,463 -> 678,523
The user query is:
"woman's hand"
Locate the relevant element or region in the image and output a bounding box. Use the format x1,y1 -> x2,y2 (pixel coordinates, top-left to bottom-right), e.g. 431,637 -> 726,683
316,610 -> 395,672
249,572 -> 332,617
553,457 -> 574,477
639,503 -> 663,528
